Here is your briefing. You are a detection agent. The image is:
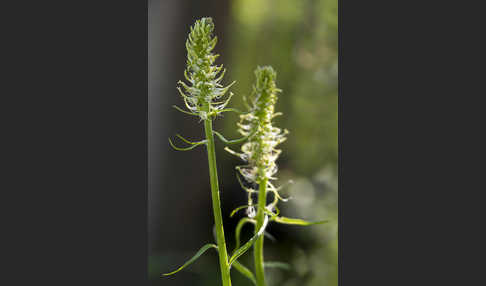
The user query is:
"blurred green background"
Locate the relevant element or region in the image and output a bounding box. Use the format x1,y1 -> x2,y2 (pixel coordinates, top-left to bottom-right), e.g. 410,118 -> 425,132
149,0 -> 337,285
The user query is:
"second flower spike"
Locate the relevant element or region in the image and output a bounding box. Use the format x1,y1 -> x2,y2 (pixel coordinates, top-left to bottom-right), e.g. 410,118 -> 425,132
226,66 -> 289,217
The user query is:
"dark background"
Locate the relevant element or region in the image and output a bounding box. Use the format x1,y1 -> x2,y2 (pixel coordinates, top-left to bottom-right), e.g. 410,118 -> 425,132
149,0 -> 337,285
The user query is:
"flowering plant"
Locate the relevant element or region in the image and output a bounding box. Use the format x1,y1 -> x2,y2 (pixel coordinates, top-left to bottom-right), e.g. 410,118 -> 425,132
162,17 -> 327,286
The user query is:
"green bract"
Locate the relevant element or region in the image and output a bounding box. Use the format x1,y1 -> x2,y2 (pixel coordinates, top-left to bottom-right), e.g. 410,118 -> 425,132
177,17 -> 235,120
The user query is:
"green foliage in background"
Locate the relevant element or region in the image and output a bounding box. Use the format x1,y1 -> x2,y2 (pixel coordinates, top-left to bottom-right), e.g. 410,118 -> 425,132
226,0 -> 338,176
225,0 -> 338,285
223,66 -> 328,286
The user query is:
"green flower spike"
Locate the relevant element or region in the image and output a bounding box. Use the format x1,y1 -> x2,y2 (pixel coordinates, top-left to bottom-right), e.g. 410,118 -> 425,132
225,66 -> 328,286
226,66 -> 289,219
165,18 -> 270,286
176,17 -> 235,121
164,17 -> 236,286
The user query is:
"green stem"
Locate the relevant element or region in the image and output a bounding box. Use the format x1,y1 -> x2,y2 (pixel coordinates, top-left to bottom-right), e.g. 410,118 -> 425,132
254,177 -> 268,286
204,117 -> 232,286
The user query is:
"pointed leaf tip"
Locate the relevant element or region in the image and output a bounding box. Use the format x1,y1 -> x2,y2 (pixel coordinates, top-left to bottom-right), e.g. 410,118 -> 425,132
161,243 -> 218,277
232,261 -> 257,285
274,216 -> 329,226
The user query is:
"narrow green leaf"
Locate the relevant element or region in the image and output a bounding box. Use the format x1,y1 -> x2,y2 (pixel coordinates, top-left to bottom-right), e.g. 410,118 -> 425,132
229,216 -> 268,267
234,217 -> 274,251
217,108 -> 246,114
234,217 -> 253,250
232,261 -> 257,285
172,105 -> 198,116
168,137 -> 206,151
273,216 -> 328,226
213,128 -> 258,145
161,244 -> 218,276
230,205 -> 250,218
264,261 -> 291,271
176,134 -> 206,145
213,131 -> 248,145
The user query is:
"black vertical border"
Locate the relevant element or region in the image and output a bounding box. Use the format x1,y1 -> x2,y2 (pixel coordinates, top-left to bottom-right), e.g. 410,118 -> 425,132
2,1 -> 148,285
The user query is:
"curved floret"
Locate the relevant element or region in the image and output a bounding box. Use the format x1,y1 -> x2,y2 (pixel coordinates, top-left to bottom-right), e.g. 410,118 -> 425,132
176,17 -> 235,120
226,66 -> 289,218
